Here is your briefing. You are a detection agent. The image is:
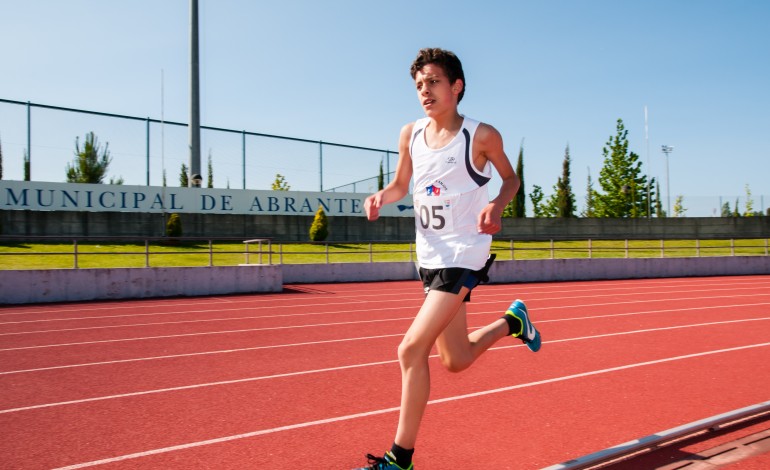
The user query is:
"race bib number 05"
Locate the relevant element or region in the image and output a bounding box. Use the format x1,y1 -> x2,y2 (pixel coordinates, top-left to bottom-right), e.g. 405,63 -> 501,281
414,194 -> 455,234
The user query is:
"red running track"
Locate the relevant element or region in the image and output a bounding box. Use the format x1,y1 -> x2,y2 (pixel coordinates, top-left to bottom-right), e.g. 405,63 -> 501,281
1,275 -> 769,469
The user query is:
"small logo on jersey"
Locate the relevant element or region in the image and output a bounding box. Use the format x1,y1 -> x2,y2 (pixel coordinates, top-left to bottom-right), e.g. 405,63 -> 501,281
426,185 -> 441,196
444,199 -> 451,209
446,156 -> 457,164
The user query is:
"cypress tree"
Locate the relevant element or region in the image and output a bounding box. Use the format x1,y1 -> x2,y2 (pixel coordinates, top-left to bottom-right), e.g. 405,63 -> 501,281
309,205 -> 329,241
512,145 -> 526,217
555,145 -> 576,217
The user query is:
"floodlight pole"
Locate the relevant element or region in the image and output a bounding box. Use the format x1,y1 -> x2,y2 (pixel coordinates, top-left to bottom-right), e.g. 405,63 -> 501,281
188,0 -> 201,187
661,145 -> 674,216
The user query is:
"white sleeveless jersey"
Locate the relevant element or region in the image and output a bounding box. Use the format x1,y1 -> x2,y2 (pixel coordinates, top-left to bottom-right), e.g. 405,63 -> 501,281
410,116 -> 492,270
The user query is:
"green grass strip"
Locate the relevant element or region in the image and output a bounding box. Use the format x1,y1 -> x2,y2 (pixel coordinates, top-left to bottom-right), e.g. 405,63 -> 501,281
0,239 -> 767,270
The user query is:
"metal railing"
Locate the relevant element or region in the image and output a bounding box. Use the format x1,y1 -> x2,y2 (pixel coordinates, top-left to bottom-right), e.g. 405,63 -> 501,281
1,237 -> 768,270
0,98 -> 396,192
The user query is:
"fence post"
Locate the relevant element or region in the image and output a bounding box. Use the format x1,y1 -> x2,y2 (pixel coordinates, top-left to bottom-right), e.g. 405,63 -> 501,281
26,102 -> 32,179
588,239 -> 592,259
510,239 -> 514,260
208,240 -> 213,266
550,240 -> 554,259
696,239 -> 700,257
73,239 -> 78,269
319,141 -> 324,191
325,242 -> 330,264
660,239 -> 665,258
369,242 -> 373,263
146,118 -> 151,186
145,239 -> 150,267
731,239 -> 735,256
625,239 -> 629,258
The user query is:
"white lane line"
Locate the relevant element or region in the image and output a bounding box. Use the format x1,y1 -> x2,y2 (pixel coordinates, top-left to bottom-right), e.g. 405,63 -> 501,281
2,300 -> 770,353
3,288 -> 770,336
0,288 -> 770,328
3,302 -> 770,375
3,279 -> 768,322
0,333 -> 405,375
51,340 -> 770,470
3,316 -> 769,414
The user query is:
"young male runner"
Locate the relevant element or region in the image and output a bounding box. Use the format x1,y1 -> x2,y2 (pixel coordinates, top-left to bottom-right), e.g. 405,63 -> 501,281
356,48 -> 541,470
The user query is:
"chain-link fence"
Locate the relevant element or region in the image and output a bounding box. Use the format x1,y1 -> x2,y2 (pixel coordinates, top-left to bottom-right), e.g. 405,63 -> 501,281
1,98 -> 766,217
0,98 -> 396,193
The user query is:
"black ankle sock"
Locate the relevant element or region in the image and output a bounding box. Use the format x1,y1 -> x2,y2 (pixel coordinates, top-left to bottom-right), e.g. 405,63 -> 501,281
390,443 -> 414,468
503,313 -> 523,337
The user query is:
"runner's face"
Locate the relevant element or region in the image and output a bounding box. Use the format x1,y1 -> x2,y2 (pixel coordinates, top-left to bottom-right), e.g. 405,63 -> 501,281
414,64 -> 460,116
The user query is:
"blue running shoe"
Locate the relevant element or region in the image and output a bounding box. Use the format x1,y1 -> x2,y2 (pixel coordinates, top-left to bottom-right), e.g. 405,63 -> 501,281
505,299 -> 541,352
354,451 -> 413,470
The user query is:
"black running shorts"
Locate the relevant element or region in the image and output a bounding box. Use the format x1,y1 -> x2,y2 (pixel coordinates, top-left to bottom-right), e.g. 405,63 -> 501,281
418,254 -> 496,302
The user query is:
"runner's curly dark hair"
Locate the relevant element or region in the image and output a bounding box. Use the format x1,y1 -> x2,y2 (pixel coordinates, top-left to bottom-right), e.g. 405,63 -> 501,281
410,48 -> 466,103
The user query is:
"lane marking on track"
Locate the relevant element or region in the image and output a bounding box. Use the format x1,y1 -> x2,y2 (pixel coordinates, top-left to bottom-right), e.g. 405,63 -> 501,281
3,287 -> 770,332
50,340 -> 770,470
3,316 -> 769,414
3,284 -> 769,326
2,277 -> 768,320
2,300 -> 770,350
3,303 -> 770,375
0,333 -> 406,375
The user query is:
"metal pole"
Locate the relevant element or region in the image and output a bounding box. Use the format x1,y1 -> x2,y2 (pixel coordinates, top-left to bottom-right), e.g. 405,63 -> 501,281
645,106 -> 650,218
242,130 -> 246,189
188,0 -> 201,187
661,145 -> 674,216
319,141 -> 324,191
146,118 -> 151,186
26,101 -> 31,180
666,152 -> 670,215
386,151 -> 391,184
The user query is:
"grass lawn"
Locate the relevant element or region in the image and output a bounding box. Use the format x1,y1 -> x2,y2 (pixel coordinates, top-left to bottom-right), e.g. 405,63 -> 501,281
0,239 -> 767,270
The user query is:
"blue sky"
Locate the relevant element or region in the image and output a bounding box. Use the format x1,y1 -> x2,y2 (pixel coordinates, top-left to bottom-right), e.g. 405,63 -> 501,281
1,0 -> 768,216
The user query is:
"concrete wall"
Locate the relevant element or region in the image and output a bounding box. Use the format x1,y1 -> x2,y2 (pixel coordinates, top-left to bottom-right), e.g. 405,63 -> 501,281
487,255 -> 770,283
2,209 -> 769,241
4,255 -> 767,305
281,261 -> 419,284
0,265 -> 282,304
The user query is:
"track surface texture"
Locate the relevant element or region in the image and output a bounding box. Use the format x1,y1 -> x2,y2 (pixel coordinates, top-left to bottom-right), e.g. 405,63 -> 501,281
1,275 -> 769,469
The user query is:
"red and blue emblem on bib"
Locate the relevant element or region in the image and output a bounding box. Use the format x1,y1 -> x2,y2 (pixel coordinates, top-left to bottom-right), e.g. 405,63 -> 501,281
426,185 -> 441,196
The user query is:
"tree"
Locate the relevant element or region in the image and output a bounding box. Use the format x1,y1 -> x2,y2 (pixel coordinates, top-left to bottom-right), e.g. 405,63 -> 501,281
179,163 -> 189,187
530,185 -> 546,218
594,119 -> 652,218
166,213 -> 182,237
207,150 -> 214,188
506,145 -> 526,217
309,205 -> 329,241
272,174 -> 290,191
543,145 -> 576,218
721,201 -> 731,217
582,170 -> 596,217
378,159 -> 384,190
23,149 -> 30,181
744,184 -> 755,216
673,195 -> 687,217
655,181 -> 665,217
66,132 -> 113,183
